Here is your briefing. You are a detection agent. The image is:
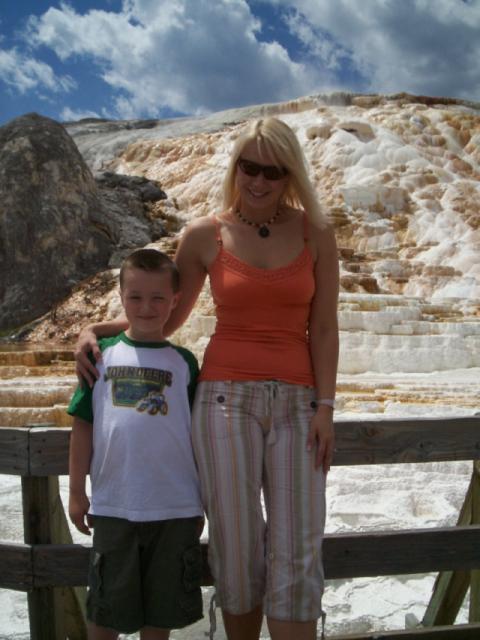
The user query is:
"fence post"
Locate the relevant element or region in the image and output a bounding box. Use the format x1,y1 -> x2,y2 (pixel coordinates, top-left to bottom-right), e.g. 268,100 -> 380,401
22,475 -> 66,639
422,466 -> 473,626
22,427 -> 88,640
469,460 -> 480,621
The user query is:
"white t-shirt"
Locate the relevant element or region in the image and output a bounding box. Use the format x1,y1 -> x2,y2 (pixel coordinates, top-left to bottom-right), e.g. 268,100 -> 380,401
68,333 -> 203,522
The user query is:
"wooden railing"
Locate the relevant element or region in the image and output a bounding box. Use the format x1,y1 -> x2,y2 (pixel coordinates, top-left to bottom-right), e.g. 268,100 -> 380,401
1,417 -> 480,640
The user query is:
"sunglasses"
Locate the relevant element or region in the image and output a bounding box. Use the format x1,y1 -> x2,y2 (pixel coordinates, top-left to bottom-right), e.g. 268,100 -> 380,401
237,158 -> 288,181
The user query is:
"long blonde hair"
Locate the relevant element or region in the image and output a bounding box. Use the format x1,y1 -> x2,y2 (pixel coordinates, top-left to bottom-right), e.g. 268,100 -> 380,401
222,117 -> 328,228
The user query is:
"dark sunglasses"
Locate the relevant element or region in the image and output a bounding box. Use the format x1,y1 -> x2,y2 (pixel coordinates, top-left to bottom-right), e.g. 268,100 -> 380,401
237,158 -> 288,181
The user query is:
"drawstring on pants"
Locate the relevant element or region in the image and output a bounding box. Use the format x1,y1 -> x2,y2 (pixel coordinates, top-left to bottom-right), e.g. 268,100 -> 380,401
319,609 -> 327,639
264,380 -> 279,445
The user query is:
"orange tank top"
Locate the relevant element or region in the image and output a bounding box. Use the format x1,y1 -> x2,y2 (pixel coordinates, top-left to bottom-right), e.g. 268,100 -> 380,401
199,215 -> 315,385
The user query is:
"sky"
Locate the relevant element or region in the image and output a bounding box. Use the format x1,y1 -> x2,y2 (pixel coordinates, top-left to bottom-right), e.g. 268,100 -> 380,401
0,0 -> 479,126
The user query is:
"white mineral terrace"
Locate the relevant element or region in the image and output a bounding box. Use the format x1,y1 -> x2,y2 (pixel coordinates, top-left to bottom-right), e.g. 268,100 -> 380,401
100,97 -> 480,304
1,289 -> 479,427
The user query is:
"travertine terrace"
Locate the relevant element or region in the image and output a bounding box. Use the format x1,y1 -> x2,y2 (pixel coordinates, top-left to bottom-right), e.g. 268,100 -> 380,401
2,93 -> 480,422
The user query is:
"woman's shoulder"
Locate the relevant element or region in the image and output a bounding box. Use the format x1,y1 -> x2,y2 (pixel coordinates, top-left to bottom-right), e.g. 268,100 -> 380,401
300,207 -> 337,263
184,213 -> 218,231
177,214 -> 220,265
180,213 -> 218,243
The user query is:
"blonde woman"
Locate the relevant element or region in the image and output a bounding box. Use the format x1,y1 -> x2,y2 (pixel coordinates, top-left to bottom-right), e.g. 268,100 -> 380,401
75,117 -> 339,640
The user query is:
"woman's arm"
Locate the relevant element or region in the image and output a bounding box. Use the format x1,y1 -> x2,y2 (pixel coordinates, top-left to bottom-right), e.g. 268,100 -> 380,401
163,220 -> 211,336
307,224 -> 340,473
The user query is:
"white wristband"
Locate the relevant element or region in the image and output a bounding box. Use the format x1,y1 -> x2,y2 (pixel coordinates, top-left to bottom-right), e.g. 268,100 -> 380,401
315,398 -> 336,409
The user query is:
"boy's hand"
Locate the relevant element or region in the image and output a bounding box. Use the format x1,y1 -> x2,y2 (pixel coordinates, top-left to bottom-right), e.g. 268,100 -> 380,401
69,492 -> 92,535
196,517 -> 205,538
74,327 -> 101,388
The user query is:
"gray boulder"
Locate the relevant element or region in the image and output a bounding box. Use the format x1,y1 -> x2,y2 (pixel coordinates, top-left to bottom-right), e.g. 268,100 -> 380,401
0,113 -> 180,333
0,113 -> 119,332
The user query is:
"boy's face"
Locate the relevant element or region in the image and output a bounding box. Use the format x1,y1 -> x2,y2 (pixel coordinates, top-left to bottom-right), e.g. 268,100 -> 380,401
120,267 -> 179,342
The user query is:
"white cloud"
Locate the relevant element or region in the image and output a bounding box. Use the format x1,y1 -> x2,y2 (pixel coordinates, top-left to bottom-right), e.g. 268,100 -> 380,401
60,106 -> 103,122
284,10 -> 351,73
0,46 -> 75,94
276,0 -> 480,100
24,0 -> 329,119
11,0 -> 479,122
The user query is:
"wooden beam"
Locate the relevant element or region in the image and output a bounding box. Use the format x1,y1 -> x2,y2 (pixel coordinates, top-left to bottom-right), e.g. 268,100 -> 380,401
323,526 -> 480,579
332,417 -> 480,466
4,417 -> 479,477
33,544 -> 90,587
0,542 -> 33,591
28,427 -> 71,477
422,467 -> 474,626
470,460 -> 480,621
424,570 -> 470,626
22,476 -> 64,639
13,525 -> 480,588
0,427 -> 30,475
22,475 -> 87,639
330,622 -> 480,639
3,540 -> 215,589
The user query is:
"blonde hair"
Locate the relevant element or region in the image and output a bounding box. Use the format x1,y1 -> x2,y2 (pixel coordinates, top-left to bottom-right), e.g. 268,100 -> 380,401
222,117 -> 328,228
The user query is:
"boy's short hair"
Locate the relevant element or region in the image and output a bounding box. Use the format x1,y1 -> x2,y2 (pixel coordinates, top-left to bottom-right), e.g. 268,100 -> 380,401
120,249 -> 180,292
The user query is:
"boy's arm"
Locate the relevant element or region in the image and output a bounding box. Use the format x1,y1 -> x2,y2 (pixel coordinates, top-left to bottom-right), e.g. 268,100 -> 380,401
69,416 -> 94,535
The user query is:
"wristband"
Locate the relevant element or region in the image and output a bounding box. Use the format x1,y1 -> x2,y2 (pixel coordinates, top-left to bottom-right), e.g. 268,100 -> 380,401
315,398 -> 336,409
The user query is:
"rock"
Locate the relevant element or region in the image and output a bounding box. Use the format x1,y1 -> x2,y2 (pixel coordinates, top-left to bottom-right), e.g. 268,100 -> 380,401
94,171 -> 167,202
0,113 -> 171,333
306,124 -> 332,140
0,113 -> 118,332
341,186 -> 409,215
337,120 -> 375,141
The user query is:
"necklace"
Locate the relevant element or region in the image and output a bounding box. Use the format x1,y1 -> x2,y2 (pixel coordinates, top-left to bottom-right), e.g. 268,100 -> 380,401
235,208 -> 281,238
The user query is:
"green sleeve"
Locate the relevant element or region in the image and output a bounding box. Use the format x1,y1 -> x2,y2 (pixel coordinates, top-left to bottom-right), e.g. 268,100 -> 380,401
67,383 -> 94,424
172,345 -> 199,408
66,337 -> 118,423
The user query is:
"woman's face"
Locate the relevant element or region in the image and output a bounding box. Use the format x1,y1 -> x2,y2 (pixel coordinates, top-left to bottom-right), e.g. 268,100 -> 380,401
235,140 -> 288,215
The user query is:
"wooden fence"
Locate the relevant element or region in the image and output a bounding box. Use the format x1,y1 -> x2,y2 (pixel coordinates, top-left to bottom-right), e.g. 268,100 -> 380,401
1,416 -> 480,639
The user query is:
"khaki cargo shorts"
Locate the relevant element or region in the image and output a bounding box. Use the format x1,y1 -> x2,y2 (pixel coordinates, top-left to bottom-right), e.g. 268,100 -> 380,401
87,515 -> 203,633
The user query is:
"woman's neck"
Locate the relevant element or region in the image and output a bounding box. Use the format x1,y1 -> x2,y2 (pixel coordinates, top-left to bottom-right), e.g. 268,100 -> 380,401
234,201 -> 282,223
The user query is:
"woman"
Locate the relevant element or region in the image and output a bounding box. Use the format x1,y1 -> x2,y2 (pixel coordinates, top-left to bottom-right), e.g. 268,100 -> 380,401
75,117 -> 339,640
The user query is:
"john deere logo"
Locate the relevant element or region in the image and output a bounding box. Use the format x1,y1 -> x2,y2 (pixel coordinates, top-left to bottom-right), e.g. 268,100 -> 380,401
105,366 -> 172,416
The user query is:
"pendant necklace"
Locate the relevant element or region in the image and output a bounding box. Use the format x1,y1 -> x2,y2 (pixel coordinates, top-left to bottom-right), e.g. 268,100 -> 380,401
235,208 -> 281,238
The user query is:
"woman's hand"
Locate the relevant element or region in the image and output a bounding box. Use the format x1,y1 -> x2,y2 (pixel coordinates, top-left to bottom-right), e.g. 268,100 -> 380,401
74,326 -> 101,388
306,406 -> 335,473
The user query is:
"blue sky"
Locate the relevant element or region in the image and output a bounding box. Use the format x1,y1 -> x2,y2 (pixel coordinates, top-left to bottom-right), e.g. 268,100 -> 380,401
1,0 -> 479,125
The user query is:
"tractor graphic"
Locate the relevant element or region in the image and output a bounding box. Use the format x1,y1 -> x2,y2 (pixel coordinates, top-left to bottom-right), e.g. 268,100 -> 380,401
136,390 -> 168,415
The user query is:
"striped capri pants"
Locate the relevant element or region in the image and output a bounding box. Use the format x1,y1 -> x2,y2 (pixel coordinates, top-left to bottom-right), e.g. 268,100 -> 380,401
192,379 -> 326,622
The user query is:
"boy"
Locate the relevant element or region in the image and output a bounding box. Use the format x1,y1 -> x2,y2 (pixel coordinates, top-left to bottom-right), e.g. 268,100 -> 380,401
67,249 -> 203,640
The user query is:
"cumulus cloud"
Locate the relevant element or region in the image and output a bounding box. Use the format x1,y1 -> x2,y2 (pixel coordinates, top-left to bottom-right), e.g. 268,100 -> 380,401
25,0 -> 325,119
5,0 -> 478,123
277,0 -> 480,100
60,106 -> 103,122
0,46 -> 75,94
